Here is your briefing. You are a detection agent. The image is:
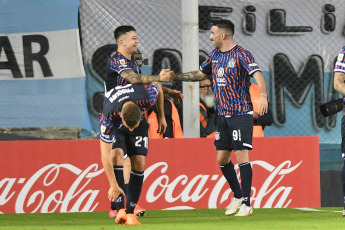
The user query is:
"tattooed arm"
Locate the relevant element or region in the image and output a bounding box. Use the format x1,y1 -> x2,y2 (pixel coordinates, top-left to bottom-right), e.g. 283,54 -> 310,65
174,70 -> 207,82
120,69 -> 174,84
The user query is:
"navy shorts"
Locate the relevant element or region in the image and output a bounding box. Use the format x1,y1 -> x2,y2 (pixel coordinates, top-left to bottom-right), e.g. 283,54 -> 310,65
112,120 -> 149,157
214,114 -> 253,151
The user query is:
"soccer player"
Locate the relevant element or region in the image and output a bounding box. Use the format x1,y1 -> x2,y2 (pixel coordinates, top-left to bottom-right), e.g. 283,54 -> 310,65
100,83 -> 164,225
174,19 -> 268,216
104,25 -> 182,218
333,46 -> 345,217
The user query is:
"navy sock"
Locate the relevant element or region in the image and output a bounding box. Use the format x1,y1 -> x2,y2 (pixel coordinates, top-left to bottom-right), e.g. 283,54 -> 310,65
220,161 -> 242,198
126,170 -> 144,214
124,183 -> 128,195
341,160 -> 345,209
239,162 -> 252,206
112,166 -> 125,211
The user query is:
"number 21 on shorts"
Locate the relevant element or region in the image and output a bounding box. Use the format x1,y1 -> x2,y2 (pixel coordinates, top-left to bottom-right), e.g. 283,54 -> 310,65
135,136 -> 148,149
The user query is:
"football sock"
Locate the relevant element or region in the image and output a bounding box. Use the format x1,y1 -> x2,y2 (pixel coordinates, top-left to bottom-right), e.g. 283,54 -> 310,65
113,166 -> 125,211
220,161 -> 242,198
124,183 -> 128,195
239,162 -> 252,206
126,170 -> 144,214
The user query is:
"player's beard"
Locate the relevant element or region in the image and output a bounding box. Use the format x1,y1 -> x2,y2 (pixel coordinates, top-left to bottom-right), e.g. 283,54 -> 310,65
200,92 -> 216,109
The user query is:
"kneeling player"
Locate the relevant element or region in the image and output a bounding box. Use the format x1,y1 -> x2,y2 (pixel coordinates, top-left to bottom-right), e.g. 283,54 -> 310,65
99,83 -> 166,225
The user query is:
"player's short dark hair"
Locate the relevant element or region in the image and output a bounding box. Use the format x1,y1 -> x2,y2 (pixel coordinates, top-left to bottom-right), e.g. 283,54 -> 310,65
212,19 -> 235,35
114,25 -> 136,41
122,103 -> 141,129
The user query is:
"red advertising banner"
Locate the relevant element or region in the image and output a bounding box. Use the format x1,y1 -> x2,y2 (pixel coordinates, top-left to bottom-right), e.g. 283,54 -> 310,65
0,137 -> 319,214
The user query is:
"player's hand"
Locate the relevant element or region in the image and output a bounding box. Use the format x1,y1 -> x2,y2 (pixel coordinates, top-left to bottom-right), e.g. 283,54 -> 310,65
159,69 -> 175,82
157,117 -> 167,135
168,89 -> 183,103
108,185 -> 125,202
258,95 -> 268,115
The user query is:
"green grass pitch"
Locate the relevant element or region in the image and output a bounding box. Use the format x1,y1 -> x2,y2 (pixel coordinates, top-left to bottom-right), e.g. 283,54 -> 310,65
0,208 -> 344,230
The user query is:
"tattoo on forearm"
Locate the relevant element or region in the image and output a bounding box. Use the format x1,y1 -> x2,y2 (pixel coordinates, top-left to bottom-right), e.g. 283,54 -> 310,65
122,70 -> 159,84
175,70 -> 203,81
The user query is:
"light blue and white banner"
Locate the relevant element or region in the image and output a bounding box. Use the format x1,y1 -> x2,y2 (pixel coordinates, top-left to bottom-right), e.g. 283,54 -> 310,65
0,0 -> 92,131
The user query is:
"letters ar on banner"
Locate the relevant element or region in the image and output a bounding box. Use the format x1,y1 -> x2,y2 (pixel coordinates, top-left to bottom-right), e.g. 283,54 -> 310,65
0,137 -> 319,214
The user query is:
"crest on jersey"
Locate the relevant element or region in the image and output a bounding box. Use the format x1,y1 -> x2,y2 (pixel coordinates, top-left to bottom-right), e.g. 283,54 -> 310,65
101,125 -> 106,133
227,58 -> 236,68
218,67 -> 224,77
119,59 -> 126,65
338,54 -> 344,61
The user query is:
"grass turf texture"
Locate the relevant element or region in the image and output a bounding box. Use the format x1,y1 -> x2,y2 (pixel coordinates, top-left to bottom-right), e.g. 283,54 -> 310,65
0,208 -> 344,230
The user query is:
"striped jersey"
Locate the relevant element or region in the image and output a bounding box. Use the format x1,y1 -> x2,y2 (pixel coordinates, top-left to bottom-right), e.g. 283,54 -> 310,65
334,46 -> 345,114
99,84 -> 159,143
334,46 -> 345,73
200,45 -> 260,116
105,51 -> 141,91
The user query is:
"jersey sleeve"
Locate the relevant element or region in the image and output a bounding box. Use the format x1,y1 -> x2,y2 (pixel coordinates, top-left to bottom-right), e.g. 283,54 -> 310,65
334,47 -> 345,73
109,57 -> 132,74
144,84 -> 159,107
239,50 -> 261,75
200,50 -> 214,75
99,113 -> 120,143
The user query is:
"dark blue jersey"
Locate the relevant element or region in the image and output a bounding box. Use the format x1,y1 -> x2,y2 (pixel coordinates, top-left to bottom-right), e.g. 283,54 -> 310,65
105,51 -> 141,91
99,84 -> 159,143
334,46 -> 345,115
334,46 -> 345,74
200,45 -> 260,116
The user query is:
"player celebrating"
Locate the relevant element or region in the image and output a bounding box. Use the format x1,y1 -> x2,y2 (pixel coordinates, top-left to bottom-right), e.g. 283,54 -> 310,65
174,19 -> 268,216
105,25 -> 181,219
99,83 -> 165,225
333,46 -> 345,217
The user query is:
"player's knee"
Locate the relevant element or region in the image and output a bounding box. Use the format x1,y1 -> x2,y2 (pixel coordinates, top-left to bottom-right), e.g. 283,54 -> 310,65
216,156 -> 229,165
131,158 -> 146,171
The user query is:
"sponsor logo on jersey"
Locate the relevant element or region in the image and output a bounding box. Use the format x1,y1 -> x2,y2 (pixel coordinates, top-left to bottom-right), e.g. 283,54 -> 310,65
118,96 -> 129,102
109,87 -> 135,103
216,77 -> 226,86
338,54 -> 344,61
101,125 -> 106,133
227,58 -> 236,68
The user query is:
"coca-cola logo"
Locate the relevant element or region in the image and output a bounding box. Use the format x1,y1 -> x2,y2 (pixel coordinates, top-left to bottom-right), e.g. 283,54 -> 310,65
0,137 -> 320,213
143,160 -> 302,209
0,159 -> 313,213
0,164 -> 104,214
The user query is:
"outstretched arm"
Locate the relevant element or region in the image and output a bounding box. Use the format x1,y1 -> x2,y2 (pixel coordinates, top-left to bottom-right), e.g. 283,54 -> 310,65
252,71 -> 268,115
120,69 -> 175,84
153,82 -> 167,135
100,140 -> 125,202
334,72 -> 345,96
162,86 -> 184,103
174,70 -> 207,82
